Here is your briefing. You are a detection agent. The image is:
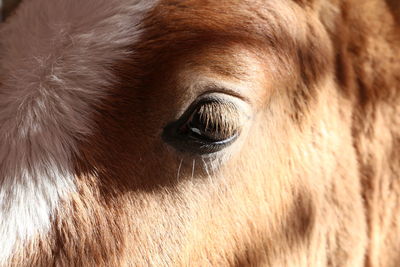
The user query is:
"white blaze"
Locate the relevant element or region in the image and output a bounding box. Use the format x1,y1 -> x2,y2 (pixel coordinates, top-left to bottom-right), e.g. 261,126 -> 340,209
0,0 -> 157,264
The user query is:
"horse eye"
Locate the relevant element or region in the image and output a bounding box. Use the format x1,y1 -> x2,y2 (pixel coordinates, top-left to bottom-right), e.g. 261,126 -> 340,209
187,101 -> 239,141
162,98 -> 241,154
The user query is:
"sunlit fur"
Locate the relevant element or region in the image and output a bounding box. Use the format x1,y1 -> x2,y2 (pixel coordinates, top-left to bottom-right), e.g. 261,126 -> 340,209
0,0 -> 399,266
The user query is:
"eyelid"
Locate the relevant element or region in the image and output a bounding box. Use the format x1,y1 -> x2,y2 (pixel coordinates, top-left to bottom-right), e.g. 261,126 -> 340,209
192,101 -> 241,139
180,91 -> 252,123
162,93 -> 249,154
197,83 -> 252,105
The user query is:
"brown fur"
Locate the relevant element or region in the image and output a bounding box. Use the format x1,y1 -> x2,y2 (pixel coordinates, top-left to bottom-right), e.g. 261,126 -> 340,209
2,0 -> 400,266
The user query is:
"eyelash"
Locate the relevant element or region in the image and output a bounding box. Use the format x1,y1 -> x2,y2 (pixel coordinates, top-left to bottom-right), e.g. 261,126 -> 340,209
162,99 -> 240,155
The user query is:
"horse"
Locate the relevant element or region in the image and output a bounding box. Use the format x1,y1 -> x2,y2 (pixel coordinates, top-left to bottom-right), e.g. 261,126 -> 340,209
0,0 -> 399,266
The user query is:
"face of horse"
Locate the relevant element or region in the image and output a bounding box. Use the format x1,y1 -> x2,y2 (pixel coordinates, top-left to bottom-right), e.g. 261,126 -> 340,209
1,0 -> 400,266
71,2 -> 350,263
80,0 -> 333,190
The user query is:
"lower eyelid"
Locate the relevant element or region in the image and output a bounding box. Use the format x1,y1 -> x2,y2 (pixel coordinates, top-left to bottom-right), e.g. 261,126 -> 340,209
210,133 -> 238,146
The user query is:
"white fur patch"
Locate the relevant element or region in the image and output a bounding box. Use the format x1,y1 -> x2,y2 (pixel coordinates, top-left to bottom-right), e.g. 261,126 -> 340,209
0,0 -> 157,264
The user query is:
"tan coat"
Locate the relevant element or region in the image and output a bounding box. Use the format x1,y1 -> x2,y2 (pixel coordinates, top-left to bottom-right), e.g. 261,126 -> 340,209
0,0 -> 399,266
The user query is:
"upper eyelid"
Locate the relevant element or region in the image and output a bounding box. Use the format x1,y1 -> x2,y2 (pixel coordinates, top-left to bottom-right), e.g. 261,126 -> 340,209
198,84 -> 251,104
187,78 -> 251,104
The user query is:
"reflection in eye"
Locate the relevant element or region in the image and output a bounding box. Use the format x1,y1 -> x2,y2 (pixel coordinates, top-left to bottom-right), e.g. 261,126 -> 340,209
163,97 -> 245,155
